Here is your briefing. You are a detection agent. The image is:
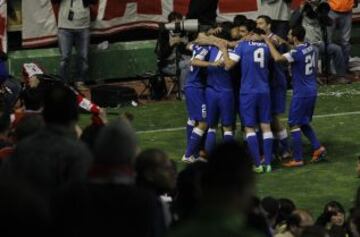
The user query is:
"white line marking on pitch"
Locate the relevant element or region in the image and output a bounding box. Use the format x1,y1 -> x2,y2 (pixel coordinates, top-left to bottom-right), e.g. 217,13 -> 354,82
137,111 -> 360,134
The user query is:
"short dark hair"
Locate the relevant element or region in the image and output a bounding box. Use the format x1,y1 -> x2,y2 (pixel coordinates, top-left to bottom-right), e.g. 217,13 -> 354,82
202,142 -> 254,194
42,84 -> 78,126
257,15 -> 272,25
252,27 -> 266,35
217,21 -> 234,40
245,19 -> 257,32
233,14 -> 247,26
261,196 -> 279,219
277,198 -> 296,224
135,149 -> 168,183
291,25 -> 306,41
168,11 -> 183,22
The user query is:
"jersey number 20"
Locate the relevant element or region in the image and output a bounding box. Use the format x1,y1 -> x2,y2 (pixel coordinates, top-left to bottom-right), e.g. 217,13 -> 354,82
305,53 -> 316,76
254,48 -> 265,68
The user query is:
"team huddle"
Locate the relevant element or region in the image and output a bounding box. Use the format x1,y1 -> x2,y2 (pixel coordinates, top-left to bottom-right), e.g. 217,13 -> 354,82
182,16 -> 326,173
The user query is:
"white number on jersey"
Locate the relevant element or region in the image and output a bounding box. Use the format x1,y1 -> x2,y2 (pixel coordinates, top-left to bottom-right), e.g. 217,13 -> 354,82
254,48 -> 265,68
305,53 -> 316,76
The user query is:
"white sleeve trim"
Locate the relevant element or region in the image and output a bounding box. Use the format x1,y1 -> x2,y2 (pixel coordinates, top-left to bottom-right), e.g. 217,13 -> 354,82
194,54 -> 205,60
283,52 -> 294,63
194,49 -> 208,60
229,52 -> 240,62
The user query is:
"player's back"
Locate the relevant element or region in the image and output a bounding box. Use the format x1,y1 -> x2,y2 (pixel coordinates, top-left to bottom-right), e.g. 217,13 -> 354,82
236,41 -> 270,94
207,46 -> 233,91
285,43 -> 317,97
186,44 -> 209,88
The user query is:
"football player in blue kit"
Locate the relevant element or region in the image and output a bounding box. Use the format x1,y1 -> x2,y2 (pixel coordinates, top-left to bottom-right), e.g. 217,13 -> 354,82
194,22 -> 238,154
256,15 -> 291,159
182,43 -> 222,163
221,28 -> 275,173
263,26 -> 326,167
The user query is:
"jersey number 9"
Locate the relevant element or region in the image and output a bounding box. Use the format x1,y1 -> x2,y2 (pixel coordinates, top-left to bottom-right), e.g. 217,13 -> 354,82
254,48 -> 265,68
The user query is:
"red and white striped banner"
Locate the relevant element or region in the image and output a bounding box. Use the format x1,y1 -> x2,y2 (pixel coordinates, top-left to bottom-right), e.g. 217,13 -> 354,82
22,0 -> 360,48
0,0 -> 7,52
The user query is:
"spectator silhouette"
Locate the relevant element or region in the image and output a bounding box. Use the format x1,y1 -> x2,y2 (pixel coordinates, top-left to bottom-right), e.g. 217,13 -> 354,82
0,84 -> 92,199
136,149 -> 177,236
174,161 -> 207,222
168,142 -> 263,237
52,119 -> 161,237
316,201 -> 346,237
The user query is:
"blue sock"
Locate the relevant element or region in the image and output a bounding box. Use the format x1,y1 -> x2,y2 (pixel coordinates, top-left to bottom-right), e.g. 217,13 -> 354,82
277,129 -> 290,154
185,127 -> 204,158
291,129 -> 303,161
223,131 -> 234,143
301,124 -> 321,150
205,129 -> 216,155
186,119 -> 195,146
263,132 -> 274,166
255,127 -> 263,156
246,132 -> 261,167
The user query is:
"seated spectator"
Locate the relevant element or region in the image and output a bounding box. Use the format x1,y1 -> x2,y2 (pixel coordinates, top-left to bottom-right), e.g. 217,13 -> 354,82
0,84 -> 93,199
52,120 -> 161,237
261,196 -> 280,235
275,198 -> 297,234
136,149 -> 177,235
316,201 -> 347,237
173,161 -> 207,222
247,196 -> 273,237
0,114 -> 45,164
276,209 -> 314,237
167,142 -> 263,237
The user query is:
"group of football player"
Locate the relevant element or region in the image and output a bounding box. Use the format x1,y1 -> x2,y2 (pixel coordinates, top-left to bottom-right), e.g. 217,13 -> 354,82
182,15 -> 326,173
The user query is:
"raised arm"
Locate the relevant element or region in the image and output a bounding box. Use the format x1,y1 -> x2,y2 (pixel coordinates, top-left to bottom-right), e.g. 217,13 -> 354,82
195,33 -> 227,48
218,42 -> 238,71
263,37 -> 288,63
191,58 -> 223,68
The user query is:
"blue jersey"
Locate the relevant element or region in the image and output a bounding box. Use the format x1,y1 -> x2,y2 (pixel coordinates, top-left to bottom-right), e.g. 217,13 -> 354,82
206,46 -> 236,91
185,44 -> 210,88
283,43 -> 317,98
268,33 -> 287,90
233,41 -> 271,94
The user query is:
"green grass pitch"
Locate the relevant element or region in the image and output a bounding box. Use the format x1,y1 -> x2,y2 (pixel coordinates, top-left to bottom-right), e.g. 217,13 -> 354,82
79,84 -> 360,216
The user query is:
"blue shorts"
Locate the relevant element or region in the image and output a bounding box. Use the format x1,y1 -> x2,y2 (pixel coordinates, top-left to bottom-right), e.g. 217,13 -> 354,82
288,96 -> 317,127
206,88 -> 234,127
240,93 -> 271,127
270,86 -> 286,115
184,86 -> 206,122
